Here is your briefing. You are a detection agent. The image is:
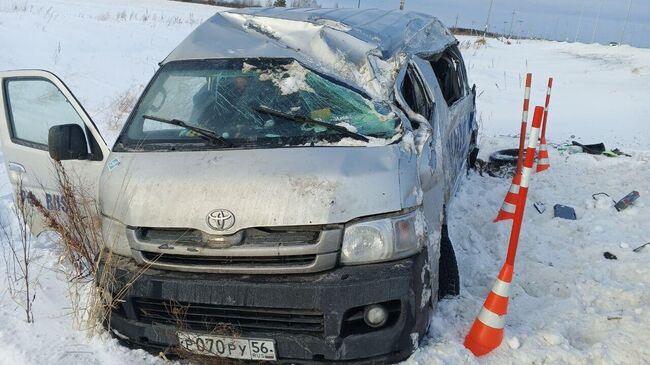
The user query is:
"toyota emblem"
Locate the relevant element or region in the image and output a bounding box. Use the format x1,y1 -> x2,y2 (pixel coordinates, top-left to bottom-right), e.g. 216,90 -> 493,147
206,209 -> 235,231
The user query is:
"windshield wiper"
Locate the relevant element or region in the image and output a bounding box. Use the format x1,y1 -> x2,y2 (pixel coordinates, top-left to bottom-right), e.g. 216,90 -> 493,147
254,106 -> 369,143
142,115 -> 232,147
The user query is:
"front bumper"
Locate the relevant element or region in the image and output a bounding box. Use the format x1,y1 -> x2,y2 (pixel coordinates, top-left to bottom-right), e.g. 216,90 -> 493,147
103,250 -> 431,364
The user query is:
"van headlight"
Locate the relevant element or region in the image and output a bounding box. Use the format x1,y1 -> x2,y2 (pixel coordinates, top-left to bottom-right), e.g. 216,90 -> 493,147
340,209 -> 424,265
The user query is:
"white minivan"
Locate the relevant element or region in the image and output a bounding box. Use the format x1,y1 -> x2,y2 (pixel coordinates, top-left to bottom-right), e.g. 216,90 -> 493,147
0,8 -> 477,364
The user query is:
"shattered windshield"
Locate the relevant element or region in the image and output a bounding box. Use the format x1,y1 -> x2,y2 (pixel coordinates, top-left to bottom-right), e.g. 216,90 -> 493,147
116,59 -> 400,150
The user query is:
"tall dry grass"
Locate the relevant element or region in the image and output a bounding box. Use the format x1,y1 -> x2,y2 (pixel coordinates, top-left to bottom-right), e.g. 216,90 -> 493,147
28,161 -> 243,363
0,179 -> 38,323
28,161 -> 113,333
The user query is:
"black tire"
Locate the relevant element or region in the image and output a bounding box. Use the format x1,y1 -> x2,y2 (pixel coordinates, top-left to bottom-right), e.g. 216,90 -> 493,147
486,148 -> 528,178
438,225 -> 460,300
488,148 -> 521,168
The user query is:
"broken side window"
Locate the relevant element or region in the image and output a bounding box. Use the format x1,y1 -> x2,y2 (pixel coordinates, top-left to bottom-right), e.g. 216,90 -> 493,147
400,65 -> 432,125
430,48 -> 467,107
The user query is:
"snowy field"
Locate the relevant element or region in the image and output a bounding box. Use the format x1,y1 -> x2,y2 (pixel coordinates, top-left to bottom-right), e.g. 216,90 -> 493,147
0,1 -> 649,364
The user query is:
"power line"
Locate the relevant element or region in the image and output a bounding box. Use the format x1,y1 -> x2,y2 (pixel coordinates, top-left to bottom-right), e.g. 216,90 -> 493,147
591,0 -> 605,43
508,10 -> 516,38
620,0 -> 632,44
484,0 -> 494,36
574,5 -> 584,42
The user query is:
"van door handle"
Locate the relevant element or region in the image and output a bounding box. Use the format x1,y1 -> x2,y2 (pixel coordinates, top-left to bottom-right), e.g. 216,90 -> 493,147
8,162 -> 26,173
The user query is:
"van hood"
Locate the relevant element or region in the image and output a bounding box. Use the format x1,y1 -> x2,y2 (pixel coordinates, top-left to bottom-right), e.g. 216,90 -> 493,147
100,146 -> 414,234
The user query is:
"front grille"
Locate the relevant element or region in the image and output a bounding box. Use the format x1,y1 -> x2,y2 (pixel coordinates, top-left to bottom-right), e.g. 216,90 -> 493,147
129,226 -> 341,273
137,227 -> 321,247
133,298 -> 324,334
141,251 -> 317,267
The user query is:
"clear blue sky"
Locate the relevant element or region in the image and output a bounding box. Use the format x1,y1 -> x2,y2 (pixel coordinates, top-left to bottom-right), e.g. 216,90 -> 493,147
317,0 -> 650,48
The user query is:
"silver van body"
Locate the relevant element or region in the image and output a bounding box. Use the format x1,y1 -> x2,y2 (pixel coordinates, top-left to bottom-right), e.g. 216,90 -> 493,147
0,8 -> 476,364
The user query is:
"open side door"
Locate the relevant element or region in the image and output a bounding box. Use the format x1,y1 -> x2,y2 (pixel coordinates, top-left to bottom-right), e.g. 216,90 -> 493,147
0,70 -> 109,235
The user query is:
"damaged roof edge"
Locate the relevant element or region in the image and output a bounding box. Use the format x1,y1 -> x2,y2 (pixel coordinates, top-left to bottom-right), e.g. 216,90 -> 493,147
161,8 -> 457,99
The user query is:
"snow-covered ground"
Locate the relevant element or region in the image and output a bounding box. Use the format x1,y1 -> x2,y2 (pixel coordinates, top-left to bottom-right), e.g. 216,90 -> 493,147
0,1 -> 649,364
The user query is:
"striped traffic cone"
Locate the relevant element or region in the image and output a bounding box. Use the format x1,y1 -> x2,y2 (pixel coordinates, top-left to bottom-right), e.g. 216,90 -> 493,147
463,264 -> 513,356
536,138 -> 550,172
494,73 -> 531,222
493,174 -> 521,222
536,77 -> 553,172
465,106 -> 544,357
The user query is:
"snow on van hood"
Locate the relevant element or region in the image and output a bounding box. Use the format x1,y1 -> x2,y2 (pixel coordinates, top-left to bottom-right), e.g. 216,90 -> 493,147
99,145 -> 417,234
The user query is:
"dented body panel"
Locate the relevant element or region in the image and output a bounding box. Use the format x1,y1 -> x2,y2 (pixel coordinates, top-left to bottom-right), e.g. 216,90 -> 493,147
163,8 -> 457,100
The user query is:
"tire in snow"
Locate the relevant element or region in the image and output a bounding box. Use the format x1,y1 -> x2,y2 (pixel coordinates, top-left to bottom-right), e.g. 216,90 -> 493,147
488,148 -> 520,168
438,225 -> 460,299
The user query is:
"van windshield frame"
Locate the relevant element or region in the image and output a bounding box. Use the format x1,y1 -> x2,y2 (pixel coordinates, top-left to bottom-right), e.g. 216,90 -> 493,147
114,58 -> 400,151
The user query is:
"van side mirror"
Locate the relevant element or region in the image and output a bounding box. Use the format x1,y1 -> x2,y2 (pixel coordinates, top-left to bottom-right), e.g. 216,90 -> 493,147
48,124 -> 88,161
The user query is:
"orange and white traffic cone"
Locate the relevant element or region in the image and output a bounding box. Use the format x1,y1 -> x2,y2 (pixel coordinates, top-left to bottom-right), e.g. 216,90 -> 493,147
465,106 -> 545,356
536,138 -> 550,172
494,73 -> 532,222
536,77 -> 553,172
493,174 -> 521,222
463,263 -> 513,356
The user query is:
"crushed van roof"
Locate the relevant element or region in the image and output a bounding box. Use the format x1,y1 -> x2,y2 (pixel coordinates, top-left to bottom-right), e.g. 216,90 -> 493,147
162,8 -> 457,99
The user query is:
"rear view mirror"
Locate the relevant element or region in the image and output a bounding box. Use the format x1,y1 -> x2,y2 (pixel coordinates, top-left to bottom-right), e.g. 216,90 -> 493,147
48,124 -> 88,161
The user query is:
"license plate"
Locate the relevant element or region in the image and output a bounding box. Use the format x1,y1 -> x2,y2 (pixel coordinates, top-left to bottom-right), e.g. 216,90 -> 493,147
177,332 -> 277,361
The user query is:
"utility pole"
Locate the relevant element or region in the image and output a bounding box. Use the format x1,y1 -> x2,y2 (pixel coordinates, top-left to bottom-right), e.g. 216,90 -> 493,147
574,5 -> 584,42
619,0 -> 632,44
357,0 -> 360,8
454,13 -> 459,29
483,0 -> 495,37
400,0 -> 405,10
591,0 -> 605,43
508,10 -> 516,38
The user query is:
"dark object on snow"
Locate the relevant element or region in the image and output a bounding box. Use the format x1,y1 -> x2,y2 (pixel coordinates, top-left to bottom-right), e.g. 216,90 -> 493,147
614,191 -> 640,211
592,192 -> 615,203
553,204 -> 577,220
487,148 -> 527,178
633,242 -> 650,253
489,148 -> 520,167
603,252 -> 618,260
572,141 -> 606,155
571,141 -> 631,157
602,148 -> 632,157
611,148 -> 632,157
534,202 -> 546,214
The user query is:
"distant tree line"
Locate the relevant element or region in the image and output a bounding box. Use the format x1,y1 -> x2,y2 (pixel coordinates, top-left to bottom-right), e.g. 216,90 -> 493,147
186,0 -> 321,8
289,0 -> 321,7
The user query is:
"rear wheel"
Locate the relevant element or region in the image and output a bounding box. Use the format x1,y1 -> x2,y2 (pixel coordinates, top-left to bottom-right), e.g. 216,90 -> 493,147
438,225 -> 460,299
